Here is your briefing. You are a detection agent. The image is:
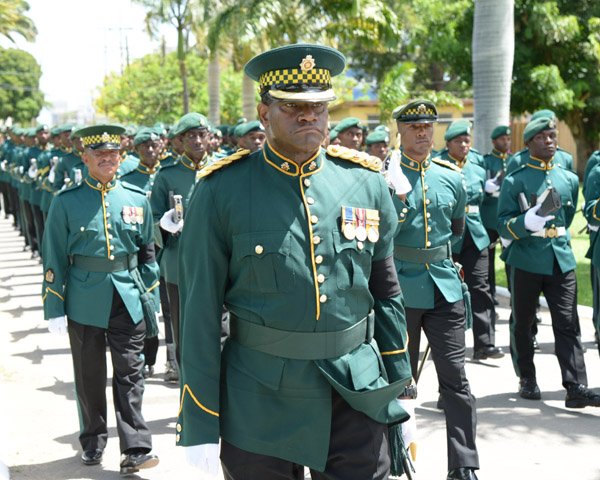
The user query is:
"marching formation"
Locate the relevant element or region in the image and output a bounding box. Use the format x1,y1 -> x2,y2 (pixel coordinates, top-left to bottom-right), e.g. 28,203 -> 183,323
1,42 -> 599,480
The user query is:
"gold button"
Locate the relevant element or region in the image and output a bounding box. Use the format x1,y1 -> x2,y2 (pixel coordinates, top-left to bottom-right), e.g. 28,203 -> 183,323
176,423 -> 182,432
176,434 -> 181,442
427,226 -> 432,232
426,241 -> 431,247
317,274 -> 325,283
255,245 -> 264,254
109,245 -> 114,250
105,202 -> 110,207
313,235 -> 321,245
97,183 -> 102,188
107,224 -> 112,229
319,294 -> 328,303
109,255 -> 115,260
109,234 -> 113,240
426,213 -> 431,218
307,197 -> 315,205
106,213 -> 111,218
425,198 -> 430,205
80,226 -> 85,232
315,255 -> 323,264
402,208 -> 408,213
400,213 -> 405,218
311,215 -> 318,224
304,179 -> 311,187
357,241 -> 364,250
424,185 -> 429,191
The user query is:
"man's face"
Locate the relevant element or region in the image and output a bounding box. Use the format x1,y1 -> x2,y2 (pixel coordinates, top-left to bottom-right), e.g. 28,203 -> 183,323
492,134 -> 511,153
398,122 -> 434,159
120,135 -> 133,152
170,135 -> 184,155
60,131 -> 72,149
136,140 -> 162,167
182,127 -> 210,162
337,126 -> 363,150
258,100 -> 328,159
447,134 -> 471,161
82,148 -> 120,183
72,136 -> 84,153
36,130 -> 50,145
528,128 -> 557,160
238,130 -> 266,152
367,142 -> 389,161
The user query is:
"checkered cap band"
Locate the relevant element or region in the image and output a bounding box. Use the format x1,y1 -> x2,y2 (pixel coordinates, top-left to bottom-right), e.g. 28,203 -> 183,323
259,68 -> 331,92
82,133 -> 121,147
403,107 -> 436,116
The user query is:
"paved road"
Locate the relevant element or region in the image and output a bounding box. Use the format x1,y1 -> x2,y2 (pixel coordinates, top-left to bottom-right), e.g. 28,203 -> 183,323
1,214 -> 599,480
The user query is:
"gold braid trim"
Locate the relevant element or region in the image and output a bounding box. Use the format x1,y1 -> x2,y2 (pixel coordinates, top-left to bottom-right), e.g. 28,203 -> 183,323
326,145 -> 382,172
196,149 -> 251,180
432,158 -> 461,172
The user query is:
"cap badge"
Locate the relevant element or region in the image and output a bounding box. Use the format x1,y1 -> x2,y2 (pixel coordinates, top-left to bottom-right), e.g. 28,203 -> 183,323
548,120 -> 556,129
417,104 -> 427,114
300,55 -> 316,72
101,132 -> 110,142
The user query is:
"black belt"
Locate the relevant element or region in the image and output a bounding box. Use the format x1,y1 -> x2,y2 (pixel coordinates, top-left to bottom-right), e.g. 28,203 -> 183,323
230,311 -> 374,360
70,254 -> 138,272
394,242 -> 452,264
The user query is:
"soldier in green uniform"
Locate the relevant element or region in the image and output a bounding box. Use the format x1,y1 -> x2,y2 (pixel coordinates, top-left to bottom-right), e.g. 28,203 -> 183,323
121,127 -> 163,379
177,44 -> 412,480
117,125 -> 140,178
365,129 -> 390,162
498,117 -> 600,407
335,116 -> 365,150
233,120 -> 266,152
481,125 -> 512,306
150,112 -> 212,365
41,124 -> 161,474
583,157 -> 600,350
436,120 -> 502,360
388,102 -> 479,480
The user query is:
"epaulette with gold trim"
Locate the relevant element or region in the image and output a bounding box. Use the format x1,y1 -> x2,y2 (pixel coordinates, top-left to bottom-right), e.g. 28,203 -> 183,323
432,158 -> 461,173
196,149 -> 251,180
326,145 -> 382,172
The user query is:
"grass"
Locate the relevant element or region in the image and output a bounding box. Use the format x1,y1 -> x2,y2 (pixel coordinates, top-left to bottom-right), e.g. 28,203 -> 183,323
494,185 -> 593,307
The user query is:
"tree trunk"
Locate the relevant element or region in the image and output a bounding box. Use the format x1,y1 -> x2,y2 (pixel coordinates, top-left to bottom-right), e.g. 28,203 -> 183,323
566,113 -> 596,179
208,52 -> 220,125
472,0 -> 514,153
242,73 -> 256,120
180,57 -> 190,114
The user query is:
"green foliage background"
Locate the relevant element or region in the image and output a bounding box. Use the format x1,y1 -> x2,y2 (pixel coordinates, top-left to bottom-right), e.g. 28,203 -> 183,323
0,48 -> 44,123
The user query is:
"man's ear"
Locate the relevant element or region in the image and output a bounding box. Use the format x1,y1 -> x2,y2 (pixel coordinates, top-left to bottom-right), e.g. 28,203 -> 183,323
257,103 -> 269,128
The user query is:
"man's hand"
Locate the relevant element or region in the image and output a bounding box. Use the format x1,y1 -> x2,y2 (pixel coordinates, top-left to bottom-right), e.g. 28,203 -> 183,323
524,204 -> 554,232
184,444 -> 220,476
484,179 -> 500,194
160,209 -> 184,234
48,316 -> 67,335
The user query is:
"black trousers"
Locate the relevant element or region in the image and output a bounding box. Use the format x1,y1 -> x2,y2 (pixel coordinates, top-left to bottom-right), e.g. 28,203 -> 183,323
67,289 -> 152,454
486,228 -> 499,300
406,288 -> 479,470
220,390 -> 390,480
22,199 -> 38,252
454,229 -> 495,350
165,282 -> 180,363
509,264 -> 587,387
0,182 -> 11,217
9,186 -> 20,228
32,204 -> 44,255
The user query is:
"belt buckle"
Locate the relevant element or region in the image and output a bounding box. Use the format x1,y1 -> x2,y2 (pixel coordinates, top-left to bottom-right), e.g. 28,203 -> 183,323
545,227 -> 557,238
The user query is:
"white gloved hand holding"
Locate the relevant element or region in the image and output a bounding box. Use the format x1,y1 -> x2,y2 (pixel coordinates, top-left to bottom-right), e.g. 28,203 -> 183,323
184,444 -> 220,477
500,236 -> 513,248
160,209 -> 184,234
387,155 -> 412,195
28,166 -> 38,179
484,178 -> 500,194
48,167 -> 56,184
397,398 -> 418,462
48,316 -> 67,335
524,203 -> 555,232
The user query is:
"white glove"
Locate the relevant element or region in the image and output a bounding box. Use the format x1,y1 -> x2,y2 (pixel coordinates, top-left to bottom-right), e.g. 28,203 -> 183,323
28,166 -> 38,179
387,155 -> 412,195
48,168 -> 56,184
184,444 -> 220,476
524,203 -> 554,232
48,316 -> 67,335
500,236 -> 513,248
397,398 -> 418,462
160,209 -> 184,234
18,165 -> 24,175
484,178 -> 499,194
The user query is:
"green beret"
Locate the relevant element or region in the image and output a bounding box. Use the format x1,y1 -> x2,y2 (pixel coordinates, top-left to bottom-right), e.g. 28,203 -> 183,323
523,117 -> 557,143
244,43 -> 345,102
172,112 -> 209,137
374,125 -> 390,134
124,125 -> 138,137
73,124 -> 125,150
329,128 -> 339,142
365,130 -> 389,146
26,128 -> 37,137
530,109 -> 556,122
445,120 -> 472,141
234,120 -> 264,138
35,124 -> 49,133
393,99 -> 438,123
491,125 -> 511,140
134,127 -> 161,146
50,126 -> 62,137
217,125 -> 229,136
335,117 -> 363,134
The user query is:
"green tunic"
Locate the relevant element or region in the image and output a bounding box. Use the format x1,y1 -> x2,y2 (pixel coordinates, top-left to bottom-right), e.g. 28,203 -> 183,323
120,163 -> 160,195
41,175 -> 160,327
498,153 -> 578,275
507,147 -> 573,174
175,144 -> 411,471
391,153 -> 467,309
480,149 -> 511,231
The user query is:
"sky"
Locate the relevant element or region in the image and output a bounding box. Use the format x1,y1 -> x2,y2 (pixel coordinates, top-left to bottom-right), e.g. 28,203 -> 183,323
3,0 -> 177,122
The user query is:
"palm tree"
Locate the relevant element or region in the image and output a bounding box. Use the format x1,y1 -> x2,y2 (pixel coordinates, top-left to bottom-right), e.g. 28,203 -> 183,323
472,0 -> 515,153
0,0 -> 37,43
135,0 -> 194,113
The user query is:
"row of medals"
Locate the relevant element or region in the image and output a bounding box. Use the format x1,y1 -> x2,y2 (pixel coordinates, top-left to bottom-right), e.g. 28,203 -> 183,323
342,206 -> 380,243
